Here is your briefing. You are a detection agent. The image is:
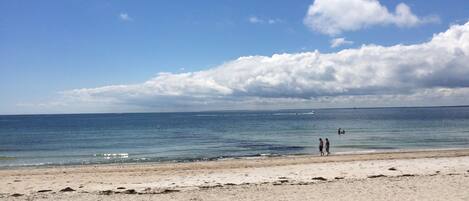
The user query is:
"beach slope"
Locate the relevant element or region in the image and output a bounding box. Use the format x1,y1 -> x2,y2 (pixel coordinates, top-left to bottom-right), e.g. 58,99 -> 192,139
1,149 -> 469,201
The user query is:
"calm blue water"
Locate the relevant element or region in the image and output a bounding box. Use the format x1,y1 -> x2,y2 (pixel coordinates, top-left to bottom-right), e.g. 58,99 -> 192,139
1,106 -> 469,167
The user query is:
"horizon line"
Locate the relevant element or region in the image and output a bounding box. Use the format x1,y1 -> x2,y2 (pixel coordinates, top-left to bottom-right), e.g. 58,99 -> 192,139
1,104 -> 468,116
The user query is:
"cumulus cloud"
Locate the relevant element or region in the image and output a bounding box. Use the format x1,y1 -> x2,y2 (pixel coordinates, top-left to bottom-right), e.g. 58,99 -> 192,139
330,37 -> 354,48
54,22 -> 469,112
304,0 -> 440,35
119,13 -> 132,21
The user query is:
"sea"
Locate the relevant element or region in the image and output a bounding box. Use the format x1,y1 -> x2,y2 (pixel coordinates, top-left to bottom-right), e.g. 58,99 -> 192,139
1,106 -> 469,168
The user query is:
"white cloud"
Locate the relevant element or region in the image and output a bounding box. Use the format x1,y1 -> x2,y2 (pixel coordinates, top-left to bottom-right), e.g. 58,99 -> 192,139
39,22 -> 469,112
267,19 -> 282,24
330,37 -> 354,48
249,16 -> 282,24
248,16 -> 263,24
119,13 -> 132,21
304,0 -> 440,35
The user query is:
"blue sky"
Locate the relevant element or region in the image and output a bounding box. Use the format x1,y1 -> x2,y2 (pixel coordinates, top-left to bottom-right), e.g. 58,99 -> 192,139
1,0 -> 469,114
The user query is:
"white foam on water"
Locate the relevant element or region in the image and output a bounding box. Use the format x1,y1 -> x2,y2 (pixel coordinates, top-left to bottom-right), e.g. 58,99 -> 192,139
272,112 -> 315,116
94,153 -> 129,159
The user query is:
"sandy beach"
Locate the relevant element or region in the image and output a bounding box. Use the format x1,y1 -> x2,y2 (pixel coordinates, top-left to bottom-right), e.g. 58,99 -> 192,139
1,149 -> 469,201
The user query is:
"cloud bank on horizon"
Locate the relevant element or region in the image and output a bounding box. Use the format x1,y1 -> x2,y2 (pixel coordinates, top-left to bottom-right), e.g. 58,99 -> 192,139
304,0 -> 440,36
55,21 -> 469,112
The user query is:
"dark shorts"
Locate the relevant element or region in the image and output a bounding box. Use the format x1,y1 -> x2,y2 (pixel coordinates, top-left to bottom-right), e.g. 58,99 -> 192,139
319,146 -> 323,152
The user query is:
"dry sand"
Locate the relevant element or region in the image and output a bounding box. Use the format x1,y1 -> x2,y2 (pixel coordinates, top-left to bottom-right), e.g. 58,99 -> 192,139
1,149 -> 469,200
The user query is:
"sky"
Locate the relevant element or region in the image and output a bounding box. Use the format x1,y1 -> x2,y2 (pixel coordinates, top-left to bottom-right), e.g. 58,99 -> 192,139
1,0 -> 469,114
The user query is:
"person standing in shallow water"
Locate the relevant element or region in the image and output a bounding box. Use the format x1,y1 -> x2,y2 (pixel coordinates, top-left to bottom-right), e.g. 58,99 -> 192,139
325,138 -> 330,156
319,138 -> 324,156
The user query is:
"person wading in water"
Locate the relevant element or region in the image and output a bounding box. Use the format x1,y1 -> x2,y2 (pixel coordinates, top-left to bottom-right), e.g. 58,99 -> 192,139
325,138 -> 330,156
319,138 -> 324,156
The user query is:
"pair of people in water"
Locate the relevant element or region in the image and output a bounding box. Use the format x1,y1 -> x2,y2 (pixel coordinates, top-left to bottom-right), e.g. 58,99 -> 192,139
319,138 -> 330,156
338,128 -> 345,135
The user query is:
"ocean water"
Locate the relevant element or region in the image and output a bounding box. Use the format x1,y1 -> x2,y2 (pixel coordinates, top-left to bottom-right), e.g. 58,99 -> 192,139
1,106 -> 469,167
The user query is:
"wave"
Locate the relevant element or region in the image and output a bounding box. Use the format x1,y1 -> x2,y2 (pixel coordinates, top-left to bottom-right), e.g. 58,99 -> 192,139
272,112 -> 315,116
4,147 -> 467,168
194,111 -> 315,117
193,113 -> 269,117
93,153 -> 129,159
193,114 -> 219,117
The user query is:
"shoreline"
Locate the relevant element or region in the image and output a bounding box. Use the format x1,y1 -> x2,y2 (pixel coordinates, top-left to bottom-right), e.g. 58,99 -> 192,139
1,148 -> 469,200
2,147 -> 469,170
